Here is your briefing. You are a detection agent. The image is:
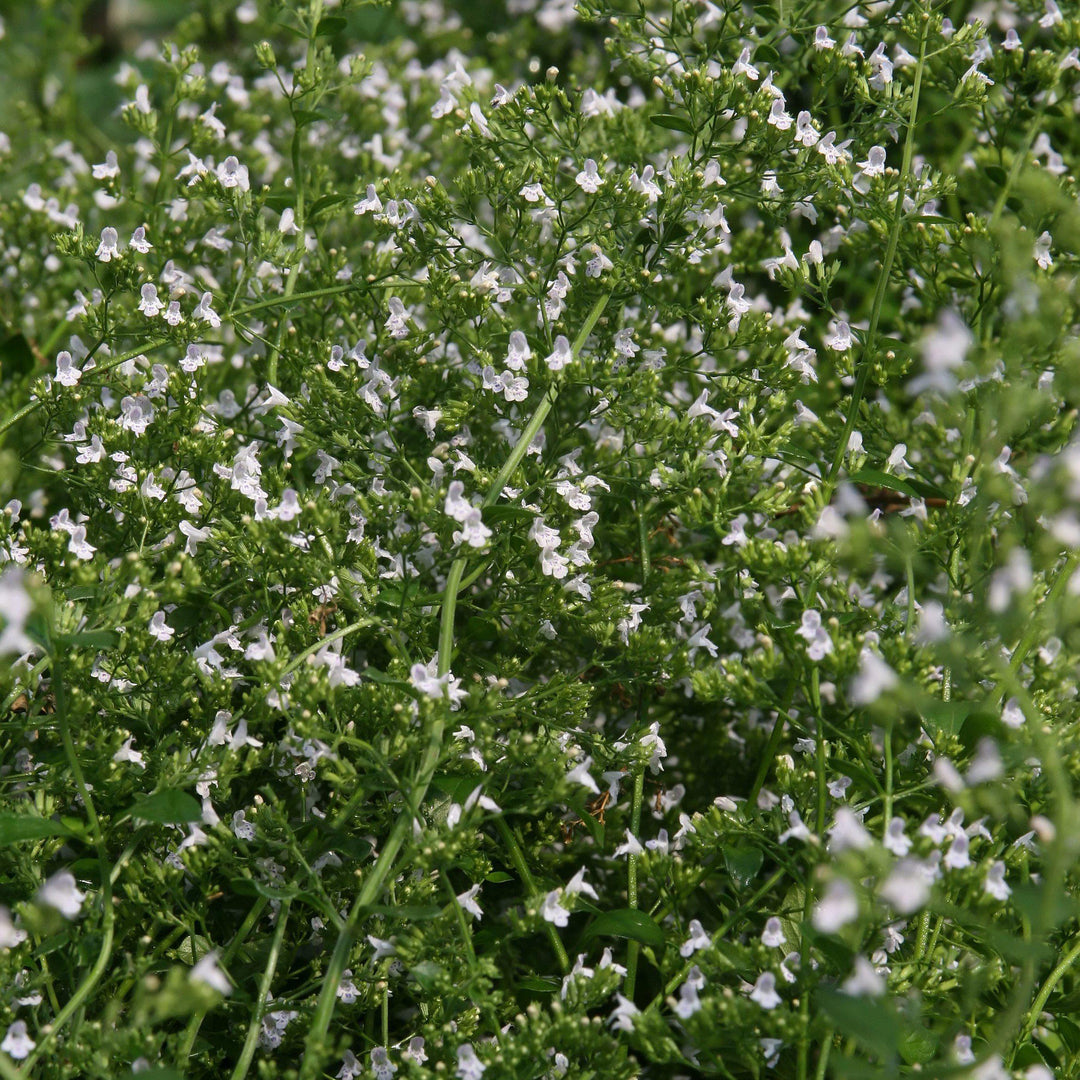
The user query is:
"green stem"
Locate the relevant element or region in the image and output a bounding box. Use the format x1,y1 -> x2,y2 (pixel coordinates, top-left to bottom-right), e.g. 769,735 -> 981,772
0,338 -> 169,441
494,817 -> 569,973
229,900 -> 292,1080
176,896 -> 270,1062
21,654 -> 115,1073
823,17 -> 929,498
1016,933 -> 1080,1050
300,290 -> 613,1077
623,766 -> 646,999
813,1029 -> 834,1080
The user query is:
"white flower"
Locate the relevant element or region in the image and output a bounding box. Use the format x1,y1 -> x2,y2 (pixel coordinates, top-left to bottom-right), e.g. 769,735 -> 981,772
680,919 -> 711,957
761,916 -> 785,948
1034,231 -> 1053,270
541,890 -> 570,926
129,225 -> 152,253
96,226 -> 122,261
545,335 -> 573,370
575,158 -> 603,192
842,955 -> 885,997
796,609 -> 833,661
812,879 -> 858,933
386,296 -> 410,338
55,350 -> 82,386
38,870 -> 85,919
613,830 -> 644,857
179,520 -> 211,556
824,320 -> 852,351
216,155 -> 250,191
456,1043 -> 485,1080
193,292 -> 221,328
408,657 -> 467,708
732,46 -> 759,80
848,650 -> 898,705
113,736 -> 145,768
191,950 -> 231,994
506,330 -> 531,370
457,883 -> 483,920
354,184 -> 382,215
879,859 -> 931,914
565,755 -> 600,793
138,283 -> 164,316
750,971 -> 781,1009
0,905 -> 28,948
565,867 -> 598,900
67,525 -> 96,561
1,1021 -> 35,1060
370,1047 -> 398,1080
828,807 -> 872,852
1002,696 -> 1025,728
884,817 -> 911,856
984,861 -> 1011,901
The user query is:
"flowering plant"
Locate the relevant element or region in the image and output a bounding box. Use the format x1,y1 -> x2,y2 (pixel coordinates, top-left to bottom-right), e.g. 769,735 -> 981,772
2,0 -> 1080,1077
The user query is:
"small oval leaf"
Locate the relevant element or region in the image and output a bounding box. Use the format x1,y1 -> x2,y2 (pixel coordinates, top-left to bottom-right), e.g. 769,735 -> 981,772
0,814 -> 74,845
584,908 -> 665,951
128,790 -> 202,824
723,844 -> 763,890
649,113 -> 694,135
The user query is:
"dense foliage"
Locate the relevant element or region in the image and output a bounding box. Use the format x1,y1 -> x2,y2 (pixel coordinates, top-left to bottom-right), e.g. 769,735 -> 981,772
2,0 -> 1080,1077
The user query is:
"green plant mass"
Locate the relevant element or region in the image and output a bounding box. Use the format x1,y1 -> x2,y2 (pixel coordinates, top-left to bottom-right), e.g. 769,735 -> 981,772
1,0 -> 1080,1077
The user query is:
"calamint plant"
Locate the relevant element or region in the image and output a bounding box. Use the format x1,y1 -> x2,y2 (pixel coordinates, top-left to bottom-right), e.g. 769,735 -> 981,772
2,0 -> 1080,1076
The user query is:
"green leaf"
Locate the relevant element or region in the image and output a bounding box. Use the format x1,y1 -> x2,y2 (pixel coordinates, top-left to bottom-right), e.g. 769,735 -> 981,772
59,629 -> 119,649
294,108 -> 332,129
1056,1017 -> 1080,1054
409,960 -> 444,991
0,814 -> 74,845
127,789 -> 202,824
898,1025 -> 938,1065
985,164 -> 1008,187
316,15 -> 348,36
584,909 -> 665,951
367,904 -> 444,921
722,844 -> 763,890
309,193 -> 352,218
485,871 -> 514,884
817,988 -> 902,1059
920,699 -> 983,740
649,113 -> 694,135
124,1070 -> 185,1080
516,977 -> 560,993
0,333 -> 37,380
1013,1044 -> 1049,1069
848,467 -> 945,502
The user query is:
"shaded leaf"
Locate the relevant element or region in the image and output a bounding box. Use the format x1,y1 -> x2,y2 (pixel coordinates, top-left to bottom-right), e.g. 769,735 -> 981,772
316,15 -> 348,36
817,988 -> 902,1059
649,113 -> 694,135
0,814 -> 74,845
584,908 -> 665,951
128,789 -> 202,824
723,844 -> 763,890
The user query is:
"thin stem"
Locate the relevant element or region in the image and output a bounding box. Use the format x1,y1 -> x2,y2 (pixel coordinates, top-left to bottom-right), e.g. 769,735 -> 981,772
0,338 -> 169,441
176,896 -> 270,1062
823,16 -> 929,497
300,289 -> 613,1077
494,817 -> 569,973
623,765 -> 647,999
813,1029 -> 834,1080
229,900 -> 292,1080
21,653 -> 115,1073
1016,933 -> 1080,1050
